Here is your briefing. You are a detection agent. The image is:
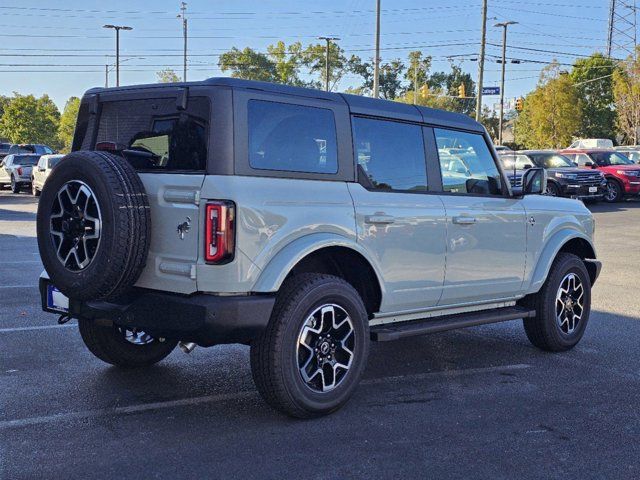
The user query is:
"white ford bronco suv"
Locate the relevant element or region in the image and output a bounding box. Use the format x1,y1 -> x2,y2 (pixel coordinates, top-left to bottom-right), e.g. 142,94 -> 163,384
37,78 -> 601,418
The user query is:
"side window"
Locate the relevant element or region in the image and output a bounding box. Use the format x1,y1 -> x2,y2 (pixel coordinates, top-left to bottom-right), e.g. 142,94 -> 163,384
434,129 -> 502,195
352,117 -> 427,192
95,97 -> 210,171
576,154 -> 591,166
248,100 -> 338,174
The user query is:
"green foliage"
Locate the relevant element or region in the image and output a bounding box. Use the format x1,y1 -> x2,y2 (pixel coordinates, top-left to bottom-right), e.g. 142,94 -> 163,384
569,53 -> 617,140
613,48 -> 640,145
348,57 -> 406,100
404,51 -> 432,90
58,96 -> 80,153
219,46 -> 279,82
0,93 -> 61,149
156,68 -> 181,83
514,62 -> 582,149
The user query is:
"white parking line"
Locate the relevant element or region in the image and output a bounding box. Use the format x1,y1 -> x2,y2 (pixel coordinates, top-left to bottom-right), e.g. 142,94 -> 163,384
0,324 -> 74,333
0,363 -> 531,430
0,285 -> 37,289
0,261 -> 41,265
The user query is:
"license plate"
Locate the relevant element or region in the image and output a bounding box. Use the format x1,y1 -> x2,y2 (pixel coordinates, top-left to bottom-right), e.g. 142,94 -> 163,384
46,284 -> 69,313
589,186 -> 598,193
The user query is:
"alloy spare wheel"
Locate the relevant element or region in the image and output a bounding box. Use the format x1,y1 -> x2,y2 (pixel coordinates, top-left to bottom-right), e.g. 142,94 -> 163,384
37,151 -> 151,301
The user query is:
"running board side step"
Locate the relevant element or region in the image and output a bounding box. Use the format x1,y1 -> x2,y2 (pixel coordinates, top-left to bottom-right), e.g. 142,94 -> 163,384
370,306 -> 535,342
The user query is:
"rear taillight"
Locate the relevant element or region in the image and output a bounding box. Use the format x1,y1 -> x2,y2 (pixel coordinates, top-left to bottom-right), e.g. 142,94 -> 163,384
17,167 -> 23,176
205,201 -> 235,264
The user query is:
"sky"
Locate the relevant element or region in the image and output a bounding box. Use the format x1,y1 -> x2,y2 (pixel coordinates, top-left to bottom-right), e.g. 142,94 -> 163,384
0,0 -> 614,112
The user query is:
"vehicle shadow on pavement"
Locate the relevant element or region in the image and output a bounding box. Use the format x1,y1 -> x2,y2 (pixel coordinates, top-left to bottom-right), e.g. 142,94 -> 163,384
0,207 -> 36,221
587,197 -> 640,213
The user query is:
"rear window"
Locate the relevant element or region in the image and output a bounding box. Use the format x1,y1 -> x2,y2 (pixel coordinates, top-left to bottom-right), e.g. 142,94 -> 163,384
10,145 -> 36,154
14,155 -> 39,166
94,97 -> 210,171
248,100 -> 338,174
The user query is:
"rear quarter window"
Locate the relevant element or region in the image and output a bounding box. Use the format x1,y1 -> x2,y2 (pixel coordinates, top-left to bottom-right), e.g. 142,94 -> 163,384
248,100 -> 338,174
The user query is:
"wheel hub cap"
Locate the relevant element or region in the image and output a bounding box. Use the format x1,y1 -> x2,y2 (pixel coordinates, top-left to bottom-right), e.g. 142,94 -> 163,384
49,180 -> 102,271
296,304 -> 355,393
555,273 -> 584,335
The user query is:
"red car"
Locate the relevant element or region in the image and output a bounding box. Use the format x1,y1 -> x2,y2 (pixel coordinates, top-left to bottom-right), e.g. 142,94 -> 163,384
560,149 -> 640,202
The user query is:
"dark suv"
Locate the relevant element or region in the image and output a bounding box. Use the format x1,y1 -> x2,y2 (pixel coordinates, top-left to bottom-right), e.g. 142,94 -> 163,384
8,144 -> 54,156
502,150 -> 605,201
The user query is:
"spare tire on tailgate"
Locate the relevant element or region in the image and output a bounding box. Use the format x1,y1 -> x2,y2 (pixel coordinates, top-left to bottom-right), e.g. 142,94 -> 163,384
37,151 -> 151,301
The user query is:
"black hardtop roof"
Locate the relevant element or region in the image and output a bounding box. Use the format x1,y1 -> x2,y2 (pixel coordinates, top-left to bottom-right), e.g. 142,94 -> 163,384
85,77 -> 484,133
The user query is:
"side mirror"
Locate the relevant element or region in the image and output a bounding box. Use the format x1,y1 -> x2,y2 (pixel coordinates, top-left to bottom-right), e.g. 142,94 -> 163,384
573,161 -> 579,167
38,166 -> 45,172
584,161 -> 595,168
521,167 -> 546,195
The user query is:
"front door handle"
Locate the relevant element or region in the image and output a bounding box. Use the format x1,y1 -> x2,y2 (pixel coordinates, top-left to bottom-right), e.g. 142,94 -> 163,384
364,214 -> 395,225
452,216 -> 477,225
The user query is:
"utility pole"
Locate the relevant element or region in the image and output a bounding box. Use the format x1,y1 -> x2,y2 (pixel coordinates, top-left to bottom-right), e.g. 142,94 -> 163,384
372,0 -> 381,98
413,61 -> 418,104
318,36 -> 340,91
178,2 -> 188,81
495,21 -> 517,145
105,64 -> 109,88
475,0 -> 488,121
103,24 -> 133,87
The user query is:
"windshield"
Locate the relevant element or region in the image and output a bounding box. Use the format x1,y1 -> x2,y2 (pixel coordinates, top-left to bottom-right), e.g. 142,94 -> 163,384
13,155 -> 39,166
531,153 -> 574,168
590,151 -> 634,166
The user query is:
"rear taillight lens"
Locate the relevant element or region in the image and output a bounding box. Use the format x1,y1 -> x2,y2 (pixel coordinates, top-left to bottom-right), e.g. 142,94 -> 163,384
17,167 -> 23,176
205,201 -> 235,264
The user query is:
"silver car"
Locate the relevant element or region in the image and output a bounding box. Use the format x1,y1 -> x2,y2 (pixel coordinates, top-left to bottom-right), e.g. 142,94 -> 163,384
31,154 -> 64,196
37,78 -> 601,418
0,153 -> 40,193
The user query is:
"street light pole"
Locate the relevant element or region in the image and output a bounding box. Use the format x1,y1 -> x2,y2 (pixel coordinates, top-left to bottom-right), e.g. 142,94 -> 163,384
373,0 -> 381,98
475,0 -> 488,121
178,2 -> 188,82
103,24 -> 133,87
319,36 -> 340,91
495,21 -> 517,145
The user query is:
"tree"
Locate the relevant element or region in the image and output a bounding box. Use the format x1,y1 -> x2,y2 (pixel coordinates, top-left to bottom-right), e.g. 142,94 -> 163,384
0,93 -> 61,148
403,51 -> 432,94
427,63 -> 476,115
570,53 -> 617,140
301,41 -> 349,91
349,57 -> 406,99
58,96 -> 80,153
514,62 -> 582,149
218,47 -> 278,82
267,41 -> 305,86
613,48 -> 640,145
156,68 -> 181,83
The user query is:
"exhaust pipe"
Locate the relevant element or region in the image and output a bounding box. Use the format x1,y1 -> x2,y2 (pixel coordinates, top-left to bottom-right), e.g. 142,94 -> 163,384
179,341 -> 197,354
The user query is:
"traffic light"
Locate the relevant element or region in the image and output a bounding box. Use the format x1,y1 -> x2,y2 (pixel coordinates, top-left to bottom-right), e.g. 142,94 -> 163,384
515,97 -> 524,111
458,84 -> 466,98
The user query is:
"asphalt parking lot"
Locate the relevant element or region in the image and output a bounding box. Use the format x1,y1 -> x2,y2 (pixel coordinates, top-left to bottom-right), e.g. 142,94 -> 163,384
1,190 -> 640,479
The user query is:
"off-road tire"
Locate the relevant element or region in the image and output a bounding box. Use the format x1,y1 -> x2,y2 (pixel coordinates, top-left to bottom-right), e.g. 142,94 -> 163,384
250,274 -> 370,418
78,319 -> 177,368
37,151 -> 150,301
522,253 -> 591,352
10,175 -> 20,193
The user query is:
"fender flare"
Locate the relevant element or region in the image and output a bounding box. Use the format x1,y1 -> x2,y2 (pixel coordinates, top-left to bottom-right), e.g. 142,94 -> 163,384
526,229 -> 596,295
252,232 -> 385,296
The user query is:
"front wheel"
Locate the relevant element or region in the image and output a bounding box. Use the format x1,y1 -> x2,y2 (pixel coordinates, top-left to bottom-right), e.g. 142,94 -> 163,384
546,181 -> 561,197
604,179 -> 623,203
78,319 -> 178,368
250,274 -> 370,418
522,253 -> 591,352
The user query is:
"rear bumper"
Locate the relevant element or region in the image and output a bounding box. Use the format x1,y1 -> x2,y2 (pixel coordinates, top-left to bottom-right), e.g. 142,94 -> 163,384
39,277 -> 275,346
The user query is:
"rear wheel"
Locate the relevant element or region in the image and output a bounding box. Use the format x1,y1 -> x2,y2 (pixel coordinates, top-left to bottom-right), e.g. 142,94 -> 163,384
604,178 -> 623,203
78,319 -> 177,368
10,175 -> 20,193
522,253 -> 591,352
250,274 -> 370,418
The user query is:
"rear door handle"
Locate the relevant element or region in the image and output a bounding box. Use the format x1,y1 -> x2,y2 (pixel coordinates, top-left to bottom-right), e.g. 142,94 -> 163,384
364,214 -> 395,225
452,216 -> 477,225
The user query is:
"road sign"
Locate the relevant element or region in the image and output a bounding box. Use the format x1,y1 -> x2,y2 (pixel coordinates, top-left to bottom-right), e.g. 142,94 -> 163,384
482,86 -> 500,95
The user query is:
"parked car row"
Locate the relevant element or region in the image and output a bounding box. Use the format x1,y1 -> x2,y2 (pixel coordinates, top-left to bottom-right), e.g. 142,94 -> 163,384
497,145 -> 640,203
0,144 -> 59,194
